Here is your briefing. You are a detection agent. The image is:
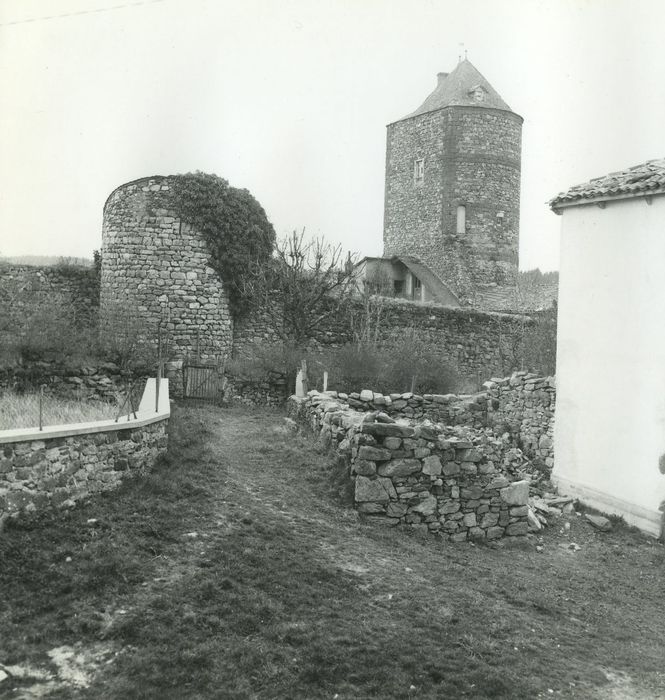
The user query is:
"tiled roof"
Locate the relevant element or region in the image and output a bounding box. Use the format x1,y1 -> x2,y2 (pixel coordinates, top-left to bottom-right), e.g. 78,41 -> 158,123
550,158 -> 665,210
396,59 -> 515,123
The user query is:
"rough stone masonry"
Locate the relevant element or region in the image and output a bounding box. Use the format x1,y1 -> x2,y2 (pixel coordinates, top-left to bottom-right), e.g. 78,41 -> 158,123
290,390 -> 530,542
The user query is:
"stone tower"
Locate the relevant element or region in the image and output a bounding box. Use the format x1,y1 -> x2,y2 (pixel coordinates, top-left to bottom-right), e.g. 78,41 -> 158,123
100,176 -> 233,362
383,59 -> 522,306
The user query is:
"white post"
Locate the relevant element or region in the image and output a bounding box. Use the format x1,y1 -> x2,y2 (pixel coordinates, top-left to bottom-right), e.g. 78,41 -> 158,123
295,370 -> 305,397
323,371 -> 328,392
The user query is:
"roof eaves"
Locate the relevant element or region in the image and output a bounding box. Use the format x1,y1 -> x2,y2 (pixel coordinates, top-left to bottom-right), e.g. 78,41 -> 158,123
550,187 -> 665,213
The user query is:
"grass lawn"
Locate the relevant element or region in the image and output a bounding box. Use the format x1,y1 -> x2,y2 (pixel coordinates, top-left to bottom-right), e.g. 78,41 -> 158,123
0,391 -> 117,431
0,404 -> 664,699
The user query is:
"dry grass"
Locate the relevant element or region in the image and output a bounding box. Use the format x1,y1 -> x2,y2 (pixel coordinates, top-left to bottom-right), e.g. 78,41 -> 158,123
0,405 -> 664,699
0,391 -> 117,430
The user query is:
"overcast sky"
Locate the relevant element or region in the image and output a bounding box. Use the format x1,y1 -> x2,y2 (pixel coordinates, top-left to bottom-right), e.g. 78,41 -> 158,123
1,0 -> 664,271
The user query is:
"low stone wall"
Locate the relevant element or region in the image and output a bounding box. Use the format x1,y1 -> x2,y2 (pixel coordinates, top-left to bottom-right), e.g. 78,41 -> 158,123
0,361 -> 141,403
313,371 -> 555,467
486,373 -> 555,468
0,379 -> 169,524
323,389 -> 488,427
0,264 -> 99,345
289,391 -> 530,541
235,296 -> 545,386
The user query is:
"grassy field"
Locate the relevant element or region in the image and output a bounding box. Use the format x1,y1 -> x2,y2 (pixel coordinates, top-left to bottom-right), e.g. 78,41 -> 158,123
0,391 -> 117,430
0,405 -> 664,699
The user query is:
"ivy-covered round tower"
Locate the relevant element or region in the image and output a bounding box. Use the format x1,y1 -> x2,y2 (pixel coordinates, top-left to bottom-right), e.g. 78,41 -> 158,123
383,59 -> 522,307
100,175 -> 233,361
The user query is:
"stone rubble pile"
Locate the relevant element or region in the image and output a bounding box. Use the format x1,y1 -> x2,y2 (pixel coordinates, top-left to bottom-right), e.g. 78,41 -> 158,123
290,390 -> 533,542
485,372 -> 555,468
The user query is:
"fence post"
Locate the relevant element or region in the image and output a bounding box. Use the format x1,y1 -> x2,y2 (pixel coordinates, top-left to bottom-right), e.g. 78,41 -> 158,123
156,323 -> 162,413
39,385 -> 44,431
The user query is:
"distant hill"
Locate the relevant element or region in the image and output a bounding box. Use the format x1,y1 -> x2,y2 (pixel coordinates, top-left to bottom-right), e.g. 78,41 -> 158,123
0,255 -> 93,267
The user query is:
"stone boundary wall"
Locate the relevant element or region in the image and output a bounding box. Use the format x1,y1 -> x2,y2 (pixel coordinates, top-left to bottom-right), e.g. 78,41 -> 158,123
289,391 -> 530,541
0,379 -> 169,525
312,371 -> 555,466
234,296 -> 539,387
0,264 -> 99,346
0,361 -> 146,403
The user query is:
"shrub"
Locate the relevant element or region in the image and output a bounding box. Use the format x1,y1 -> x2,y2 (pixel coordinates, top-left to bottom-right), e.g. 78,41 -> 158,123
226,342 -> 305,393
98,302 -> 157,371
16,298 -> 96,363
319,333 -> 460,395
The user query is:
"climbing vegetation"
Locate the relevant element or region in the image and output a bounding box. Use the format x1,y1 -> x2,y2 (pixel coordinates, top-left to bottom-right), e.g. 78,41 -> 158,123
170,172 -> 275,317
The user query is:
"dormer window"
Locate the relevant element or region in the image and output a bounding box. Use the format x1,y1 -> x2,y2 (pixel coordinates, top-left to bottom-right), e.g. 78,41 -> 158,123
468,85 -> 486,103
414,159 -> 425,185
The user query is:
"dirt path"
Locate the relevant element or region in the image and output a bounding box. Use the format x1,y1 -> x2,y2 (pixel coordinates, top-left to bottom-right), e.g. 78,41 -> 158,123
2,405 -> 665,699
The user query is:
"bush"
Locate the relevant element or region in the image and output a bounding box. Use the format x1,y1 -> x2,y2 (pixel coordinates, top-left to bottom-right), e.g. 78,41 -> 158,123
226,342 -> 304,384
98,302 -> 157,371
318,333 -> 460,395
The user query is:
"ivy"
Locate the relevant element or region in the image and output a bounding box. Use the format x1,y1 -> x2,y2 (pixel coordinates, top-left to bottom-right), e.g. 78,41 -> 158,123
170,172 -> 275,318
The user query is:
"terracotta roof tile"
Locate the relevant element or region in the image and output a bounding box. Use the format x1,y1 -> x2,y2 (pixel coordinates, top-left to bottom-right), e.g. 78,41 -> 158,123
550,158 -> 665,210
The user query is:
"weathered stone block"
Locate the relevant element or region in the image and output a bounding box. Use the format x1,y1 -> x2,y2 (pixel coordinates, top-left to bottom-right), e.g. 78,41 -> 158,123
500,480 -> 529,506
357,445 -> 392,461
442,461 -> 460,476
386,502 -> 408,518
410,494 -> 437,516
378,459 -> 421,477
422,455 -> 442,476
354,476 -> 396,502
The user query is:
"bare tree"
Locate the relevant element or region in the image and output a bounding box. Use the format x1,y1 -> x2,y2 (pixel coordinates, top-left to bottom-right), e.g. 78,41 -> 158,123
242,230 -> 358,348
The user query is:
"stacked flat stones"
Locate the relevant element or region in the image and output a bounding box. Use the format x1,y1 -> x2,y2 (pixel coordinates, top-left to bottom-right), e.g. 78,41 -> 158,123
486,371 -> 555,467
289,390 -> 530,541
0,421 -> 168,520
326,388 -> 487,427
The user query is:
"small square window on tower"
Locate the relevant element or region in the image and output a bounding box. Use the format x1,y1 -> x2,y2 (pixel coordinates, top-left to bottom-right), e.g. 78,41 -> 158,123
456,204 -> 466,234
414,159 -> 425,185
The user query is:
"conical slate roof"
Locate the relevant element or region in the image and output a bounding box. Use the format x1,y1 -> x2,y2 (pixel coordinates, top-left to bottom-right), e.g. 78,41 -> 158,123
397,59 -> 514,122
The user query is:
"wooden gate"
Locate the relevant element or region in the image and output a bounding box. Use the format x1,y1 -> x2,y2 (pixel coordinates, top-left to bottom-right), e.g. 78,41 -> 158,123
182,361 -> 224,404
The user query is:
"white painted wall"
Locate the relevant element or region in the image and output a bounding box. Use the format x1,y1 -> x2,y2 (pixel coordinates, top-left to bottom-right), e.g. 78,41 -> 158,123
553,195 -> 665,536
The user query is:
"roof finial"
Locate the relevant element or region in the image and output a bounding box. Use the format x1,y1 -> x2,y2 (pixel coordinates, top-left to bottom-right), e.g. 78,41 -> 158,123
458,42 -> 464,63
464,48 -> 468,60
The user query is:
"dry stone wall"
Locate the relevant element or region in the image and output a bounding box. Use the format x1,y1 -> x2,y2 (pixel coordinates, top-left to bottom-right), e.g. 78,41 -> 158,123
486,373 -> 555,468
0,420 -> 168,521
235,296 -> 537,388
0,265 -> 98,346
289,391 -> 530,541
310,370 -> 555,467
101,176 -> 233,364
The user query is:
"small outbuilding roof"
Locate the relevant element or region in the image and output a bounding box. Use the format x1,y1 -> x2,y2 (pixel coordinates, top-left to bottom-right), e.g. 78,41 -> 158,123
549,158 -> 665,211
394,59 -> 517,123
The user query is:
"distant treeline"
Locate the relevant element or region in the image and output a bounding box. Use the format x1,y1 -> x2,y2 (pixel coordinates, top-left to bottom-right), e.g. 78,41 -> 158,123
0,255 -> 93,268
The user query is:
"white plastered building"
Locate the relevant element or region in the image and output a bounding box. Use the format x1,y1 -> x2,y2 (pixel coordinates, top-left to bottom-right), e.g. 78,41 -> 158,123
550,158 -> 665,537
